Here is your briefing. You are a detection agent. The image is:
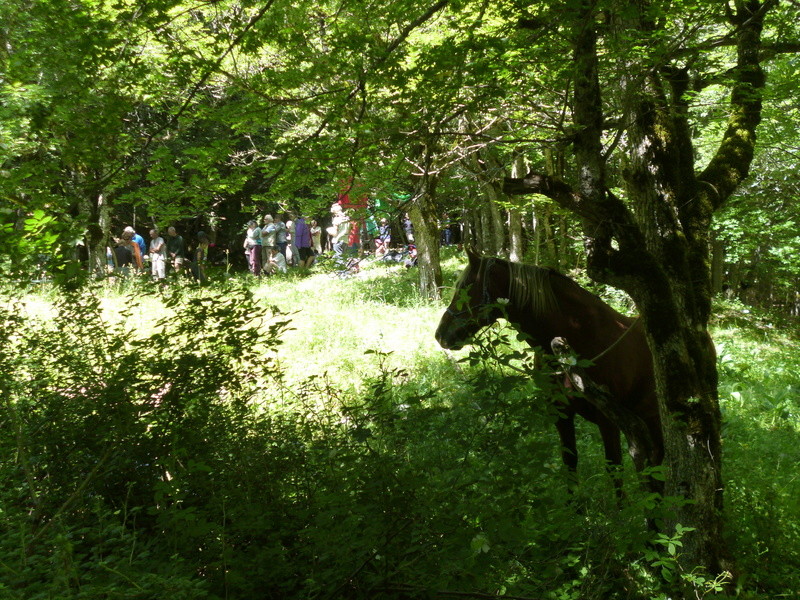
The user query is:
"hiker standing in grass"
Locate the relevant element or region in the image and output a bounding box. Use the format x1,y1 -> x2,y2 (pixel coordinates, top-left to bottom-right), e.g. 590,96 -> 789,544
192,231 -> 210,282
290,212 -> 314,268
310,220 -> 322,255
330,203 -> 350,264
149,228 -> 167,281
274,214 -> 288,259
120,229 -> 143,271
124,226 -> 146,273
286,215 -> 298,267
166,226 -> 185,275
243,220 -> 262,276
261,215 -> 277,271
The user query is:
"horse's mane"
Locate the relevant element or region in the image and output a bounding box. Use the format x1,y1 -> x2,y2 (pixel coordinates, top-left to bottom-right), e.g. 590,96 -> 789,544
505,260 -> 560,317
456,255 -> 565,316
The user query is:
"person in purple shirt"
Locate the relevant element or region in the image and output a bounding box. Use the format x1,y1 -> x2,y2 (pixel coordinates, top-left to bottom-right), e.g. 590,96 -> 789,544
291,213 -> 314,268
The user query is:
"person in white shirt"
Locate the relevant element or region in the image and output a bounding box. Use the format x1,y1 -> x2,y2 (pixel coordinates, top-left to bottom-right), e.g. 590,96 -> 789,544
264,246 -> 287,275
310,219 -> 322,255
261,214 -> 277,268
149,228 -> 167,280
243,220 -> 262,276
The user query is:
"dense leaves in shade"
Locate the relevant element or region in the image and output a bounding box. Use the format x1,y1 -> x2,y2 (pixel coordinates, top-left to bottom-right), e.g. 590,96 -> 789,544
2,0 -> 798,303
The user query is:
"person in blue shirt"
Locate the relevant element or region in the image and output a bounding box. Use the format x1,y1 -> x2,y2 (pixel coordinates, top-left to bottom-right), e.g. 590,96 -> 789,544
123,225 -> 147,269
124,226 -> 147,268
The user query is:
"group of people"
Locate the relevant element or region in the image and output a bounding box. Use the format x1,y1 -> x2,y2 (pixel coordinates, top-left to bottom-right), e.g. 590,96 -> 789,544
107,205 -> 456,284
243,213 -> 320,277
111,226 -> 210,282
242,204 -> 399,277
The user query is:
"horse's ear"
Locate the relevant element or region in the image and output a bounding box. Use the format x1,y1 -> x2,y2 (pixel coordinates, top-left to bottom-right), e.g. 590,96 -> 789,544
465,246 -> 481,267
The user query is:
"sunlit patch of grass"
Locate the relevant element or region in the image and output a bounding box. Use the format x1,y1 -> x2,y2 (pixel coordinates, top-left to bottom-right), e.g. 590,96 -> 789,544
239,260 -> 455,392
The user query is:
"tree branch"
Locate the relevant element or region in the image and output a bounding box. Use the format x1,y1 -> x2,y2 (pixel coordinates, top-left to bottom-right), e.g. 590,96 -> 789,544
698,0 -> 773,212
503,171 -> 580,209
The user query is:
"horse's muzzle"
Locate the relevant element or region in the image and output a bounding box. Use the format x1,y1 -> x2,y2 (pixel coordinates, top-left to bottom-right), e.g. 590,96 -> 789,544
434,322 -> 466,350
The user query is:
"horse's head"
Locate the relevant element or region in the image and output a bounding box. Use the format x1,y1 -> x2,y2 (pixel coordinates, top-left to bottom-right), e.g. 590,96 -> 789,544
435,250 -> 505,350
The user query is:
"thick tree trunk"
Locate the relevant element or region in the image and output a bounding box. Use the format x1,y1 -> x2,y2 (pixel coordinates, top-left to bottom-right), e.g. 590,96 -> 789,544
503,1 -> 770,589
613,24 -> 730,578
630,273 -> 730,576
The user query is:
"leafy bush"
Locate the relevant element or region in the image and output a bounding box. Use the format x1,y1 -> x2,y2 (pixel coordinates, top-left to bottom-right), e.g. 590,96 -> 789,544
0,281 -> 287,598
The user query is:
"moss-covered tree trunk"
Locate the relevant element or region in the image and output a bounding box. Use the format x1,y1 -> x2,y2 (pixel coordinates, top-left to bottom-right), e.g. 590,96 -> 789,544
407,199 -> 441,300
505,0 -> 768,586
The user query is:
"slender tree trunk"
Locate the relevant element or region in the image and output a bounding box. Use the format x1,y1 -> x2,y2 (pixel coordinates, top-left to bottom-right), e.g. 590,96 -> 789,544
509,153 -> 527,262
408,173 -> 442,301
544,146 -> 568,268
486,190 -> 506,256
711,235 -> 725,295
542,206 -> 558,268
82,191 -> 110,277
461,120 -> 513,257
466,170 -> 506,256
507,209 -> 523,262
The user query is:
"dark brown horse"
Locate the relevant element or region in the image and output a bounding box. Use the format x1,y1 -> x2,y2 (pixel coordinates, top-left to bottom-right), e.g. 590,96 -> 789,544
435,251 -> 663,485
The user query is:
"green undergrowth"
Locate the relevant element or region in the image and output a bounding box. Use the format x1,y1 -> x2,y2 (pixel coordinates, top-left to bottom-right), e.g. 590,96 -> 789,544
713,300 -> 800,596
0,261 -> 798,599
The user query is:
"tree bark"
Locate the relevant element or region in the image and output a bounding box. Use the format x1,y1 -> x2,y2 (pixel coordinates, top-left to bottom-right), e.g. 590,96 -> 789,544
82,191 -> 110,278
508,153 -> 527,262
711,236 -> 724,296
463,145 -> 507,256
507,209 -> 524,262
503,0 -> 770,587
408,176 -> 442,301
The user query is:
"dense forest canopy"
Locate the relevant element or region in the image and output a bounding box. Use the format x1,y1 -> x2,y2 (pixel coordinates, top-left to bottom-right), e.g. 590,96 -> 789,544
1,0 -> 797,303
1,0 -> 799,598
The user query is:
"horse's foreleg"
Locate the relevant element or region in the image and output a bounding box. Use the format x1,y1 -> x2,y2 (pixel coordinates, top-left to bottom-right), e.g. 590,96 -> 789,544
554,413 -> 578,493
599,423 -> 624,500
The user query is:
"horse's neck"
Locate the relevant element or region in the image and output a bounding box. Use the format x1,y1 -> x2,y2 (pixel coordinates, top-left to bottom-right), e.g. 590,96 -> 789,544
505,275 -> 625,354
506,308 -> 559,349
507,304 -> 565,350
